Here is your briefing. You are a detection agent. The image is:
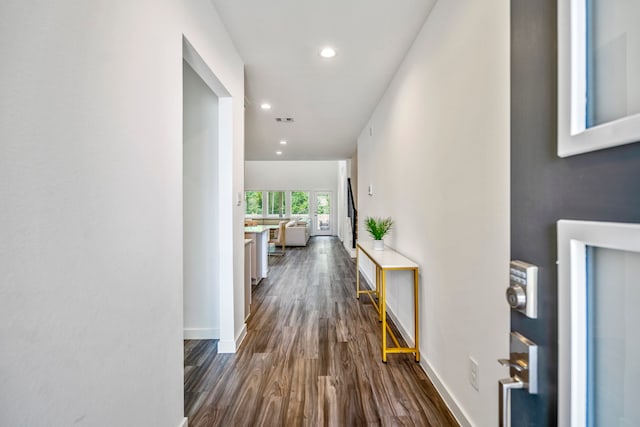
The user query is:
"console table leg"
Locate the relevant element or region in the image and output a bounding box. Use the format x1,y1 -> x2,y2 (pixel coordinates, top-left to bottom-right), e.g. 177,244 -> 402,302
381,269 -> 387,363
414,268 -> 420,362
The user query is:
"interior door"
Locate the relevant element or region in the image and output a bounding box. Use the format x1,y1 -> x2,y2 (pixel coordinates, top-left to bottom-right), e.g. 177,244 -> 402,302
312,191 -> 332,236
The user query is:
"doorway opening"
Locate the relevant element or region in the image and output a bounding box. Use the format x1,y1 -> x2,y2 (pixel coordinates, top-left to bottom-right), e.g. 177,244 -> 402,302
181,35 -> 236,419
182,58 -> 219,341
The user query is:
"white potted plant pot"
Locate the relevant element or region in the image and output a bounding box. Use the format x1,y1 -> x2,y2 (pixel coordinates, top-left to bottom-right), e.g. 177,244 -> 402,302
373,239 -> 384,251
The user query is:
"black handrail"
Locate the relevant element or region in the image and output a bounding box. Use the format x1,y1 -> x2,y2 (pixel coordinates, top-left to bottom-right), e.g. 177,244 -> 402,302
347,178 -> 357,249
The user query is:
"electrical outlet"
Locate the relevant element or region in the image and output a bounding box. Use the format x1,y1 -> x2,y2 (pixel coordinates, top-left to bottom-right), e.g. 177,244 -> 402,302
469,357 -> 479,391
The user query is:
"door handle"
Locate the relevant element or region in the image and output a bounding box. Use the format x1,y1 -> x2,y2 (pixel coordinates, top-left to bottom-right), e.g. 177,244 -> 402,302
499,378 -> 524,427
497,332 -> 539,427
498,358 -> 525,372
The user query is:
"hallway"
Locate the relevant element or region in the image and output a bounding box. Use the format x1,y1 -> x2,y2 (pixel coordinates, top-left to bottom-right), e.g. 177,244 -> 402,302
184,237 -> 458,426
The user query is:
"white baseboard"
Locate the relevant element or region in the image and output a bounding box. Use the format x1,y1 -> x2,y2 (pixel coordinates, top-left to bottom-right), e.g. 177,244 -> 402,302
420,361 -> 472,427
217,324 -> 247,354
183,328 -> 219,340
235,324 -> 247,349
359,266 -> 471,426
178,417 -> 188,427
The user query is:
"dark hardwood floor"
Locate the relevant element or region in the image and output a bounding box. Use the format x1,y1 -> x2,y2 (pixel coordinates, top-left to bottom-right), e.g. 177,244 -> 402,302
184,236 -> 458,426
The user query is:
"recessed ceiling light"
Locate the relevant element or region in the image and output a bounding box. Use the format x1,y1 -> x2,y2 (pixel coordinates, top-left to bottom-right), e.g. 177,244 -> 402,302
279,140 -> 287,145
320,47 -> 336,58
276,151 -> 283,155
260,103 -> 272,110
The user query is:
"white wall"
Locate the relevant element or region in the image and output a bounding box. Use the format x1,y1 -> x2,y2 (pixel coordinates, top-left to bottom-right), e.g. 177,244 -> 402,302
357,1 -> 510,426
0,1 -> 244,426
245,160 -> 338,190
183,61 -> 219,340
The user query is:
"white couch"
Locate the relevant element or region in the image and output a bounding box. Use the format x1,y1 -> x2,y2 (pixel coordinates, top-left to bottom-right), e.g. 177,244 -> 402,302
285,220 -> 310,246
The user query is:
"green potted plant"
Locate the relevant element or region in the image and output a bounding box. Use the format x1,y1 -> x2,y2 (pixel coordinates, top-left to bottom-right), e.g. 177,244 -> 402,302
364,216 -> 393,250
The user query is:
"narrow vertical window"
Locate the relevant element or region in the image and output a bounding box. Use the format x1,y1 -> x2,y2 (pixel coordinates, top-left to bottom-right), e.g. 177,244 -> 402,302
586,0 -> 640,128
290,191 -> 309,221
267,191 -> 286,217
244,191 -> 263,216
586,246 -> 640,426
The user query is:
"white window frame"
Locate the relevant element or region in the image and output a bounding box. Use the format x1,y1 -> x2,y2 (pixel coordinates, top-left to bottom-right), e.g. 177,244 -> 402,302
557,219 -> 640,426
558,0 -> 640,157
265,190 -> 287,218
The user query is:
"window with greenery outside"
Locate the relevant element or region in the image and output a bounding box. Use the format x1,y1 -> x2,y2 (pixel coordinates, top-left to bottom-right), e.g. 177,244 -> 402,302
267,191 -> 286,216
245,191 -> 262,215
291,191 -> 309,220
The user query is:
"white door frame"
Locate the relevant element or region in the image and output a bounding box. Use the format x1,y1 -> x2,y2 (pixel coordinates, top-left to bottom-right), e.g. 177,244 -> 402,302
311,190 -> 333,236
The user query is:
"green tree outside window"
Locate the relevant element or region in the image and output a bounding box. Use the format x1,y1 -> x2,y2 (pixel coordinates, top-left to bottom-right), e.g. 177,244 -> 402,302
317,193 -> 330,214
291,191 -> 309,215
245,191 -> 262,215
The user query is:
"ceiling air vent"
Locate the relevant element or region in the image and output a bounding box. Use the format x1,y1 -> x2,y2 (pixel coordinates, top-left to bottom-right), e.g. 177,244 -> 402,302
275,117 -> 295,123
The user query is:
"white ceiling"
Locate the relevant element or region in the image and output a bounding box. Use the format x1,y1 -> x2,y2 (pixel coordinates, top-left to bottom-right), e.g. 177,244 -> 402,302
211,0 -> 437,161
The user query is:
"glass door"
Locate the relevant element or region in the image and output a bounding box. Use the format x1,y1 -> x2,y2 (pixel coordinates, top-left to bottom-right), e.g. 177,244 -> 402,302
313,191 -> 332,236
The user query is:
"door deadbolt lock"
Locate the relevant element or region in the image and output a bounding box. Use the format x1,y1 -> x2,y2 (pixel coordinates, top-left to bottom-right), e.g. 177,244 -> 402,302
507,260 -> 538,319
506,285 -> 526,310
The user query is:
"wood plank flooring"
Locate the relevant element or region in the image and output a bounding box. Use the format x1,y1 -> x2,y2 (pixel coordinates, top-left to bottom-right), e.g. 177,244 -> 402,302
184,236 -> 458,426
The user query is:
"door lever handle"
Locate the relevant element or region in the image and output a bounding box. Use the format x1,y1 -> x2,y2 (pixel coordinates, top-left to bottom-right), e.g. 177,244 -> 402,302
498,332 -> 539,426
499,377 -> 524,427
498,358 -> 525,372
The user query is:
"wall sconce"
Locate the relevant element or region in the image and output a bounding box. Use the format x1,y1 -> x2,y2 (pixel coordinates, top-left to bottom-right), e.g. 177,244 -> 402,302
368,185 -> 373,196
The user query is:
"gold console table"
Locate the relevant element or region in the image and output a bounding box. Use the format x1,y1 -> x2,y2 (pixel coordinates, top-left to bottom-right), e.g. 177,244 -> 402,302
356,241 -> 420,363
